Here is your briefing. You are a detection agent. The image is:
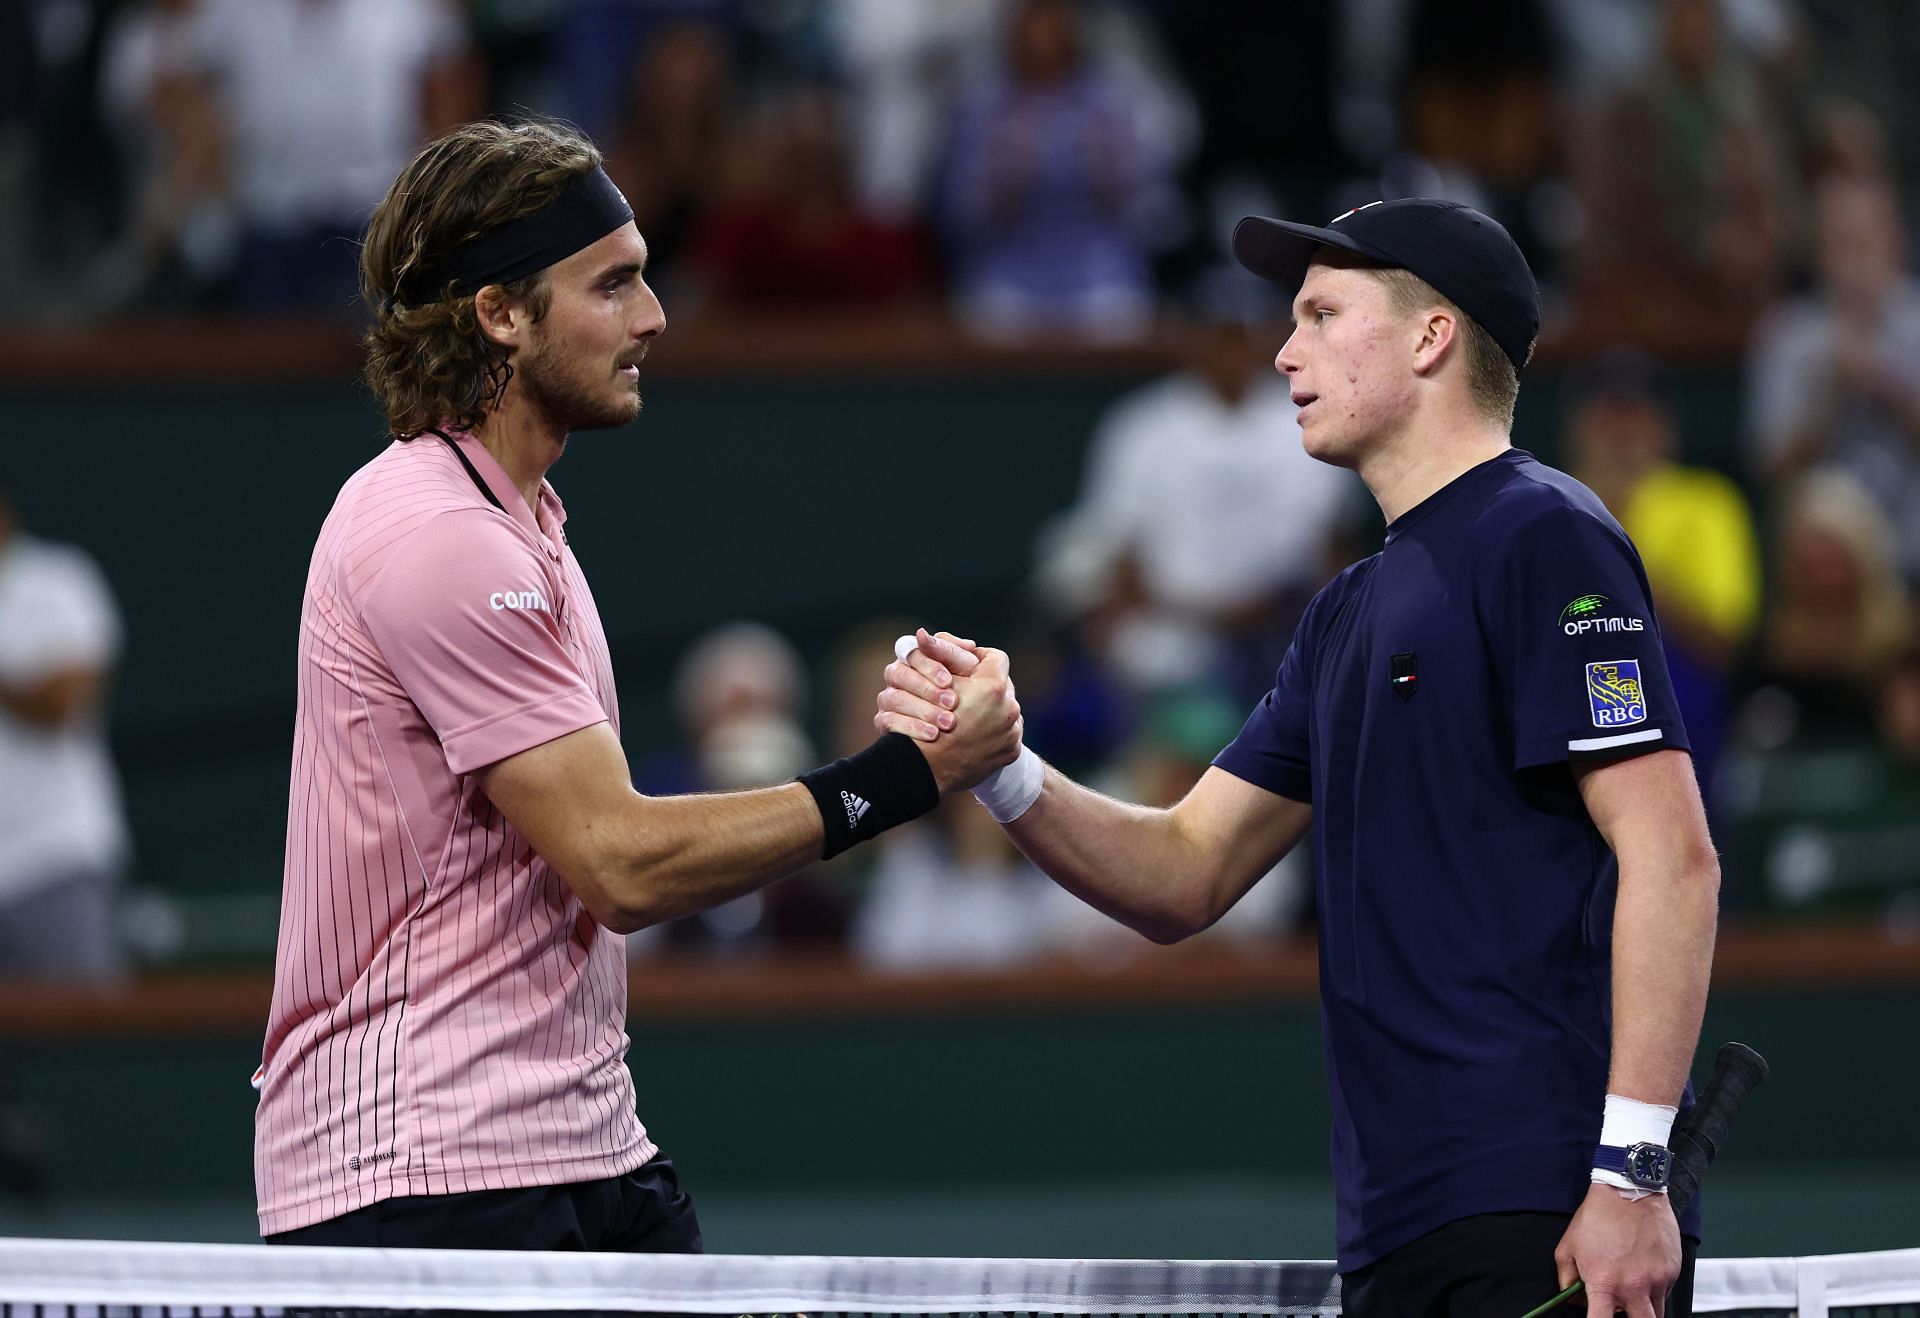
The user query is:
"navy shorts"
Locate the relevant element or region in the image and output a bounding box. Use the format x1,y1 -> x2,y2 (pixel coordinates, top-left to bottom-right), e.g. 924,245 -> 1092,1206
1342,1210 -> 1697,1318
266,1153 -> 703,1253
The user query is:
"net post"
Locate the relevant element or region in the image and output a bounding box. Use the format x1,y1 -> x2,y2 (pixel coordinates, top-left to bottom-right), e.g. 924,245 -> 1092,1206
1796,1255 -> 1828,1318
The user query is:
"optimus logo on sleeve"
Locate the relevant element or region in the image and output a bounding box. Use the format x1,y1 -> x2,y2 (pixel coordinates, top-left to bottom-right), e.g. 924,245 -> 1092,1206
1559,592 -> 1645,635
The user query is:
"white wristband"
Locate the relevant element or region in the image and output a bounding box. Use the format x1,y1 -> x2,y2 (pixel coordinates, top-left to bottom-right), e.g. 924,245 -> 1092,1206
894,634 -> 1044,823
973,745 -> 1045,822
1592,1093 -> 1678,1197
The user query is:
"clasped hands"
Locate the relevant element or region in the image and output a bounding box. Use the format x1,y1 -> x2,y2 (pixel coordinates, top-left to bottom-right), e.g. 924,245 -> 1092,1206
875,627 -> 1023,795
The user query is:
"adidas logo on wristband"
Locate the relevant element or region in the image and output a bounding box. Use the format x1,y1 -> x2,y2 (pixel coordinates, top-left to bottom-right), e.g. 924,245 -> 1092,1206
799,734 -> 941,859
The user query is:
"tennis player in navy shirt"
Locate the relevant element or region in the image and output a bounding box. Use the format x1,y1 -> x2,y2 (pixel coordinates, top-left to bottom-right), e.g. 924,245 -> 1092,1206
881,200 -> 1720,1317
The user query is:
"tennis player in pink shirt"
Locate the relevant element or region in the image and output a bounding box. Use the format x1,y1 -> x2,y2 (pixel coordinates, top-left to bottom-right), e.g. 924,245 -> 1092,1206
255,118 -> 1023,1251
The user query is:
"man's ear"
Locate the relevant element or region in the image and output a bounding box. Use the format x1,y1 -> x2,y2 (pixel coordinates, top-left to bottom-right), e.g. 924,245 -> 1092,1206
1411,307 -> 1458,379
474,284 -> 523,352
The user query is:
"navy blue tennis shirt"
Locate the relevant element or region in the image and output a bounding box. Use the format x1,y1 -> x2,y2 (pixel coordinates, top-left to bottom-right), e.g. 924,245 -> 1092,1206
1214,449 -> 1701,1270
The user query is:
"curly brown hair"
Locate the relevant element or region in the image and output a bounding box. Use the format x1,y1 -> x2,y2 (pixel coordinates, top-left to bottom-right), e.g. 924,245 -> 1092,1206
361,119 -> 603,439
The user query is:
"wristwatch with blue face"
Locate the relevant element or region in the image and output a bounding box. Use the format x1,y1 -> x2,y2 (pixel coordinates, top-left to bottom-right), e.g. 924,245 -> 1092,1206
1594,1142 -> 1672,1191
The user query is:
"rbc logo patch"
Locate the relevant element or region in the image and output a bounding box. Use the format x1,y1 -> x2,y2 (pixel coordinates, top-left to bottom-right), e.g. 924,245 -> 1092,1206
1586,660 -> 1648,728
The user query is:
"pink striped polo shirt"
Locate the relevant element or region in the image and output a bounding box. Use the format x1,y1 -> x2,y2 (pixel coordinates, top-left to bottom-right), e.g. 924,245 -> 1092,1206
256,429 -> 656,1236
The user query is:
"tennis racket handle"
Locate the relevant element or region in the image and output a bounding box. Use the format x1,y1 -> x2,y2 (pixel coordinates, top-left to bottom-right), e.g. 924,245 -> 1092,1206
1668,1042 -> 1768,1217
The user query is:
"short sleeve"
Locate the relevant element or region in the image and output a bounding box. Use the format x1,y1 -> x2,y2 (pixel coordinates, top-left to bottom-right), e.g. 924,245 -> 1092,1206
1211,585 -> 1330,803
1484,504 -> 1691,769
356,511 -> 607,776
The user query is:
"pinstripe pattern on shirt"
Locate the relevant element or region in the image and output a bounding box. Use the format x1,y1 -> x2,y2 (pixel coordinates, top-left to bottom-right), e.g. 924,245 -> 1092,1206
256,433 -> 654,1236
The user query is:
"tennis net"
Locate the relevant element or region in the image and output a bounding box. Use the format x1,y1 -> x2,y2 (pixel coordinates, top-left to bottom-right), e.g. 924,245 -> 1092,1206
0,1239 -> 1915,1317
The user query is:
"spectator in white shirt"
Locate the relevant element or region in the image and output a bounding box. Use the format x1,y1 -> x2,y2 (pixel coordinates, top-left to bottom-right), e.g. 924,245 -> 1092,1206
853,795 -> 1056,972
1037,270 -> 1358,698
0,468 -> 130,984
174,0 -> 480,312
1747,174 -> 1920,588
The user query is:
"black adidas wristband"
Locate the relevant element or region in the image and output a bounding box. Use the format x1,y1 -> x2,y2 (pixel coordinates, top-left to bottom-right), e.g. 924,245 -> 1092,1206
797,732 -> 941,860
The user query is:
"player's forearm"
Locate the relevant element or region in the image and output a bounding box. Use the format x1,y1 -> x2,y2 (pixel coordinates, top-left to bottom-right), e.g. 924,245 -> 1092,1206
597,783 -> 825,932
1003,767 -> 1213,944
1606,845 -> 1720,1105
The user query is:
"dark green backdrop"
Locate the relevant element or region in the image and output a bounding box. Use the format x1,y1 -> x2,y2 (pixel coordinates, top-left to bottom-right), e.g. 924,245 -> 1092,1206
3,988 -> 1913,1255
15,362 -> 1879,1261
3,364 -> 1747,933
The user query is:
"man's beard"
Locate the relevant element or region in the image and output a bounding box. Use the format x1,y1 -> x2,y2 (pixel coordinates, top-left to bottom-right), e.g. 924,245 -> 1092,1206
516,343 -> 643,435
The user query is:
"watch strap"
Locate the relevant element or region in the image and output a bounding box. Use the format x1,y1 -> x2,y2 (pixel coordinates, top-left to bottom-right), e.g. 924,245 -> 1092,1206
1593,1141 -> 1672,1190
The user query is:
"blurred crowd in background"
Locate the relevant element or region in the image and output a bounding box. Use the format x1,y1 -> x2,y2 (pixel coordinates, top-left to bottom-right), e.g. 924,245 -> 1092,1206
0,0 -> 1914,338
3,0 -> 1920,980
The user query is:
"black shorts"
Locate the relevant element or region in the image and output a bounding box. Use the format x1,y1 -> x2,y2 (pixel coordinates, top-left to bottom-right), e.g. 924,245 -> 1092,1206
1342,1210 -> 1698,1318
265,1153 -> 703,1253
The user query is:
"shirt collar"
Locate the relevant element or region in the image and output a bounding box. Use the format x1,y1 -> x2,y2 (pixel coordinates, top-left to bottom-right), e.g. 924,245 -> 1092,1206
1384,449 -> 1528,545
439,428 -> 569,554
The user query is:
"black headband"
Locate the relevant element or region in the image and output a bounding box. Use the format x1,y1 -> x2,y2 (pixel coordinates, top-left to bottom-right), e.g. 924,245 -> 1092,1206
395,166 -> 634,308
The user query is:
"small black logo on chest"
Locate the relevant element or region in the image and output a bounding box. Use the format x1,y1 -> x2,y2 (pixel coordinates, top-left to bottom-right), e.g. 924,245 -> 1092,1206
1390,651 -> 1419,701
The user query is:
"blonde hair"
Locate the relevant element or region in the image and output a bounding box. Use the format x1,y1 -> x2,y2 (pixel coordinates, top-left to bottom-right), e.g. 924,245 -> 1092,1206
360,119 -> 603,438
1371,266 -> 1529,429
1306,248 -> 1531,426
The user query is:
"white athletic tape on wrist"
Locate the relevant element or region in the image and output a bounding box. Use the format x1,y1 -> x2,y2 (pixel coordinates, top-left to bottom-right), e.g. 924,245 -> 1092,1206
1592,1093 -> 1678,1197
1600,1092 -> 1679,1148
893,634 -> 1043,823
972,744 -> 1044,823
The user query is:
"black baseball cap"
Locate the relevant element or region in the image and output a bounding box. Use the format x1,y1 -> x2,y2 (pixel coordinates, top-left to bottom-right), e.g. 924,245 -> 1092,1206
1232,198 -> 1541,373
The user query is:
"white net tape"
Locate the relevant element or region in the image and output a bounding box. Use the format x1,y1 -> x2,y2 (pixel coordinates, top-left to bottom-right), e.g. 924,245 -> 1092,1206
0,1239 -> 1915,1316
